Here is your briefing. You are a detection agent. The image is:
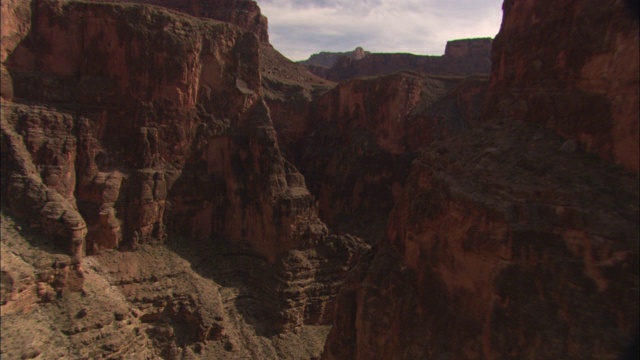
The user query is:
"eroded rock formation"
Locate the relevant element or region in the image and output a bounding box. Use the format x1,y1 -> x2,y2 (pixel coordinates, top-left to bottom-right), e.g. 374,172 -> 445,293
2,0 -> 638,359
1,1 -> 367,358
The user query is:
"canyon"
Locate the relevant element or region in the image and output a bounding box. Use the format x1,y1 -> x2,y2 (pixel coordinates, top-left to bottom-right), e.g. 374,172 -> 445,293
1,0 -> 638,360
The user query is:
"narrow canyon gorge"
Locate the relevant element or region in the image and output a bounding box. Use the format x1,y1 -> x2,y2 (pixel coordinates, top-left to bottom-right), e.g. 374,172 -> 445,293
0,0 -> 637,359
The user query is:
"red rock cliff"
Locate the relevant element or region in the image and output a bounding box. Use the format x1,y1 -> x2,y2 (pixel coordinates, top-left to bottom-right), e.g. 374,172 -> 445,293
1,0 -> 366,341
484,0 -> 639,172
322,0 -> 640,359
296,73 -> 488,239
83,0 -> 270,42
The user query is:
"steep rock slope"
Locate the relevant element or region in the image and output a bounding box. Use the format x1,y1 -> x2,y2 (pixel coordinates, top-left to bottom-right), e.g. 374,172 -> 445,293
259,44 -> 335,154
296,72 -> 488,240
322,0 -> 640,359
1,1 -> 367,357
484,0 -> 639,172
304,38 -> 492,82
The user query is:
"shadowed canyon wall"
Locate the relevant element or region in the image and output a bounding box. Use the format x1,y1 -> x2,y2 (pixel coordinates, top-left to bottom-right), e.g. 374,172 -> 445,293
484,0 -> 639,172
295,73 -> 488,239
322,0 -> 639,359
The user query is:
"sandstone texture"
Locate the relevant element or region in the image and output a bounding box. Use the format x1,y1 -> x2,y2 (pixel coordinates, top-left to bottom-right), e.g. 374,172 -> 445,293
1,0 -> 367,357
303,38 -> 492,82
484,0 -> 639,172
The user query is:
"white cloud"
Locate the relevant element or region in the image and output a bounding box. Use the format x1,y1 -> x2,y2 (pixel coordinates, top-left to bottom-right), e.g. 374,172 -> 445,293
255,0 -> 503,61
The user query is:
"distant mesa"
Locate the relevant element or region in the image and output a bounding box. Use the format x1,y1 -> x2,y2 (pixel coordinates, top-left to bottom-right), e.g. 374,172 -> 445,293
298,38 -> 492,81
299,46 -> 371,68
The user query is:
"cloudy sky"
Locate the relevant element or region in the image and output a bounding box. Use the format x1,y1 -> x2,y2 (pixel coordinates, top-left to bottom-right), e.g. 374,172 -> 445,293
255,0 -> 504,61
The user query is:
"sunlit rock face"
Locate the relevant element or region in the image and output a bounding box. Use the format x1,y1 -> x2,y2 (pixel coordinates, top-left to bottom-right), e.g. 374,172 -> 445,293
484,0 -> 639,172
1,2 -> 368,357
322,0 -> 639,359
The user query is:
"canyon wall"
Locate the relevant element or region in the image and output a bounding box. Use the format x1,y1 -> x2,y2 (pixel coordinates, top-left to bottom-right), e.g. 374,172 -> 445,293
296,73 -> 488,239
304,38 -> 492,82
323,0 -> 640,359
83,0 -> 270,42
484,0 -> 639,172
0,2 -> 367,357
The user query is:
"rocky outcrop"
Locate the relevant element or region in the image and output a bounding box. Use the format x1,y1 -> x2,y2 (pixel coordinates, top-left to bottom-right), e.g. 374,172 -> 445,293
0,2 -> 367,355
304,38 -> 492,82
323,118 -> 639,360
296,72 -> 488,240
484,0 -> 639,172
1,213 -> 355,359
83,0 -> 270,42
2,0 -> 264,254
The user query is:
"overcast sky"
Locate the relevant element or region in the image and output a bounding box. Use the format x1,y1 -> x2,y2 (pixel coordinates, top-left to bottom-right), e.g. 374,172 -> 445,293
255,0 -> 504,61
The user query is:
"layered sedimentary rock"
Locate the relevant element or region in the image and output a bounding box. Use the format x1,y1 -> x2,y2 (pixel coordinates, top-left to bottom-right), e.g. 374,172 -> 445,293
304,38 -> 492,82
1,1 -> 367,357
2,0 -> 266,254
484,0 -> 639,172
83,0 -> 270,42
323,1 -> 640,359
296,72 -> 488,240
1,213 -> 357,359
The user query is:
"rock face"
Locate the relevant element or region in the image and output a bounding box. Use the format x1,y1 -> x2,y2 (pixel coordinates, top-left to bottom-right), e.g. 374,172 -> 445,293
83,0 -> 270,42
1,214 -> 357,359
323,118 -> 639,360
259,43 -> 335,154
322,1 -> 640,359
296,73 -> 488,240
484,0 -> 639,172
1,1 -> 367,357
304,38 -> 492,82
